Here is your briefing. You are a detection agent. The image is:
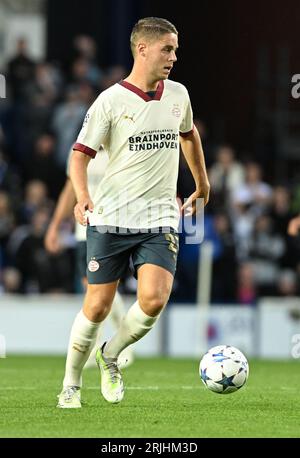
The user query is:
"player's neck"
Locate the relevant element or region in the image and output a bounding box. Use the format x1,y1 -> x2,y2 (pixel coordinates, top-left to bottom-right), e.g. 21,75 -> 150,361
124,70 -> 159,93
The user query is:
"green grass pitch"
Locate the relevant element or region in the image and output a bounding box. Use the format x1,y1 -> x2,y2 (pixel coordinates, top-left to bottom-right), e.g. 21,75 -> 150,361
0,356 -> 300,438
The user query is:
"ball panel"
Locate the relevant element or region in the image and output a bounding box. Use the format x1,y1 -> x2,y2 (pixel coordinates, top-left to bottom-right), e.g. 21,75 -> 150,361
222,385 -> 238,394
221,359 -> 242,377
206,362 -> 223,381
205,379 -> 224,393
232,369 -> 247,387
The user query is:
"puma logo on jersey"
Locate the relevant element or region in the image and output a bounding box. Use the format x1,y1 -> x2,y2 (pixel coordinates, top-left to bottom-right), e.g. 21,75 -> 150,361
123,114 -> 135,122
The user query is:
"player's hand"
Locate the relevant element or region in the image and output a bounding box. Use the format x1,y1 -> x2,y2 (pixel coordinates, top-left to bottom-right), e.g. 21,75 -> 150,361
287,216 -> 300,236
44,224 -> 62,254
74,196 -> 94,226
181,183 -> 210,216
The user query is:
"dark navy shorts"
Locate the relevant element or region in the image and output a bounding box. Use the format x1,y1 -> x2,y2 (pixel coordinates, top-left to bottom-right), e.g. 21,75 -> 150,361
86,226 -> 179,284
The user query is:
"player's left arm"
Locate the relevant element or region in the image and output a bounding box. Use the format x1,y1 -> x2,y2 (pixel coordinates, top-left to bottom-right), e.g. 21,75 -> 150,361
179,125 -> 210,214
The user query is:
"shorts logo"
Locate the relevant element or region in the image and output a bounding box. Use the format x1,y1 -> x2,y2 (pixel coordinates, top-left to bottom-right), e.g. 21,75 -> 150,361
172,105 -> 181,117
88,259 -> 100,272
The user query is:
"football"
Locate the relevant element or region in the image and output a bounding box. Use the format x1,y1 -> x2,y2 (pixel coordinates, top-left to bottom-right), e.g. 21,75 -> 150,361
199,345 -> 249,394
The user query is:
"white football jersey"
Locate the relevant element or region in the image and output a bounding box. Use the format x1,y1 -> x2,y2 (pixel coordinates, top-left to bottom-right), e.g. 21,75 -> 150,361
73,79 -> 193,230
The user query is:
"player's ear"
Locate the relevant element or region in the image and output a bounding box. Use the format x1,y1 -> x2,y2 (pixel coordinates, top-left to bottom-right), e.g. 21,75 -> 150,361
137,42 -> 147,57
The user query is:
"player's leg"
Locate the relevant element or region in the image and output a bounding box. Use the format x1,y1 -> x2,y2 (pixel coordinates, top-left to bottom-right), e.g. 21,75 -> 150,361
76,230 -> 131,370
103,263 -> 174,360
85,289 -> 135,369
97,264 -> 173,404
84,226 -> 131,404
57,281 -> 118,408
72,240 -> 104,369
103,231 -> 178,362
82,226 -> 133,369
58,226 -> 129,408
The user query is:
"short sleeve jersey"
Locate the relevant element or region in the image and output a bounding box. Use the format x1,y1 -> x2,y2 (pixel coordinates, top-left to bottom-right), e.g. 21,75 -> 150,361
73,79 -> 193,230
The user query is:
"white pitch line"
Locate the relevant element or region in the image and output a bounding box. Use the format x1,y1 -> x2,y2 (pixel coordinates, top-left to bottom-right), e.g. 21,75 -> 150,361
0,385 -> 199,391
87,386 -> 198,390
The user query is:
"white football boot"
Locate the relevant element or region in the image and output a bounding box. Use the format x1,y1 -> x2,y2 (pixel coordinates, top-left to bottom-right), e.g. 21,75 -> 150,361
57,386 -> 81,409
96,343 -> 124,404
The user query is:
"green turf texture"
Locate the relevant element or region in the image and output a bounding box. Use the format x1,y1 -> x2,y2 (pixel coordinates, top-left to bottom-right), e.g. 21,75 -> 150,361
0,356 -> 299,438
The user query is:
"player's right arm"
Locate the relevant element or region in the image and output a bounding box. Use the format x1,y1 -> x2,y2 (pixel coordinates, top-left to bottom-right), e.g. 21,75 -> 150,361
287,215 -> 300,236
70,149 -> 93,226
70,92 -> 111,225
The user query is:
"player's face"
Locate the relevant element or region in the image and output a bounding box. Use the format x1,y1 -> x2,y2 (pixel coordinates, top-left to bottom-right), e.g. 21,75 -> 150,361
145,33 -> 178,81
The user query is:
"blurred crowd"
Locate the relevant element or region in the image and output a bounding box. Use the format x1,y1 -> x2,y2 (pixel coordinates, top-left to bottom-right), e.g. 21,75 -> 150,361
1,36 -> 300,303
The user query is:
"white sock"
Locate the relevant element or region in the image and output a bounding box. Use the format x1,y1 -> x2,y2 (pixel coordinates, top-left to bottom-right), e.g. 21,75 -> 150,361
104,301 -> 159,359
63,309 -> 100,388
84,324 -> 103,368
84,293 -> 127,368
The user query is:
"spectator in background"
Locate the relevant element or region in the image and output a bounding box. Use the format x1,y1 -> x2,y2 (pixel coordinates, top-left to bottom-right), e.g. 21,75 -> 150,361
23,133 -> 65,200
71,57 -> 96,87
71,35 -> 103,87
25,61 -> 62,106
0,267 -> 22,294
269,186 -> 299,270
100,65 -> 127,91
0,191 -> 16,266
0,150 -> 22,210
209,144 -> 245,210
193,119 -> 214,167
77,81 -> 97,107
231,162 -> 273,216
7,38 -> 35,102
276,269 -> 298,297
269,186 -> 293,236
231,162 -> 273,260
211,212 -> 237,303
11,61 -> 63,163
236,262 -> 257,306
51,86 -> 87,169
248,214 -> 285,296
20,180 -> 51,224
15,206 -> 75,293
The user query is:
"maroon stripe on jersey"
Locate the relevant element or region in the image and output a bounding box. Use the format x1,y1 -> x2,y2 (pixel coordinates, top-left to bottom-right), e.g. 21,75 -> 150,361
73,142 -> 96,158
179,126 -> 194,137
153,80 -> 164,100
119,80 -> 164,102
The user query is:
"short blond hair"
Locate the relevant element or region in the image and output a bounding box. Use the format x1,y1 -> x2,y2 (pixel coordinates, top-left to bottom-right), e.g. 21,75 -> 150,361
130,17 -> 178,57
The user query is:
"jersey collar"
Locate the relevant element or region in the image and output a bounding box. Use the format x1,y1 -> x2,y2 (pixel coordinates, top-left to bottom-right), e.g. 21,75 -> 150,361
118,80 -> 164,102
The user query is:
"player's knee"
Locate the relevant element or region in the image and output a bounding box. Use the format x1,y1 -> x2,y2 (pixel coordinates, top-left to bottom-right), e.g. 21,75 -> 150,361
139,292 -> 169,317
86,301 -> 111,321
84,288 -> 113,321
